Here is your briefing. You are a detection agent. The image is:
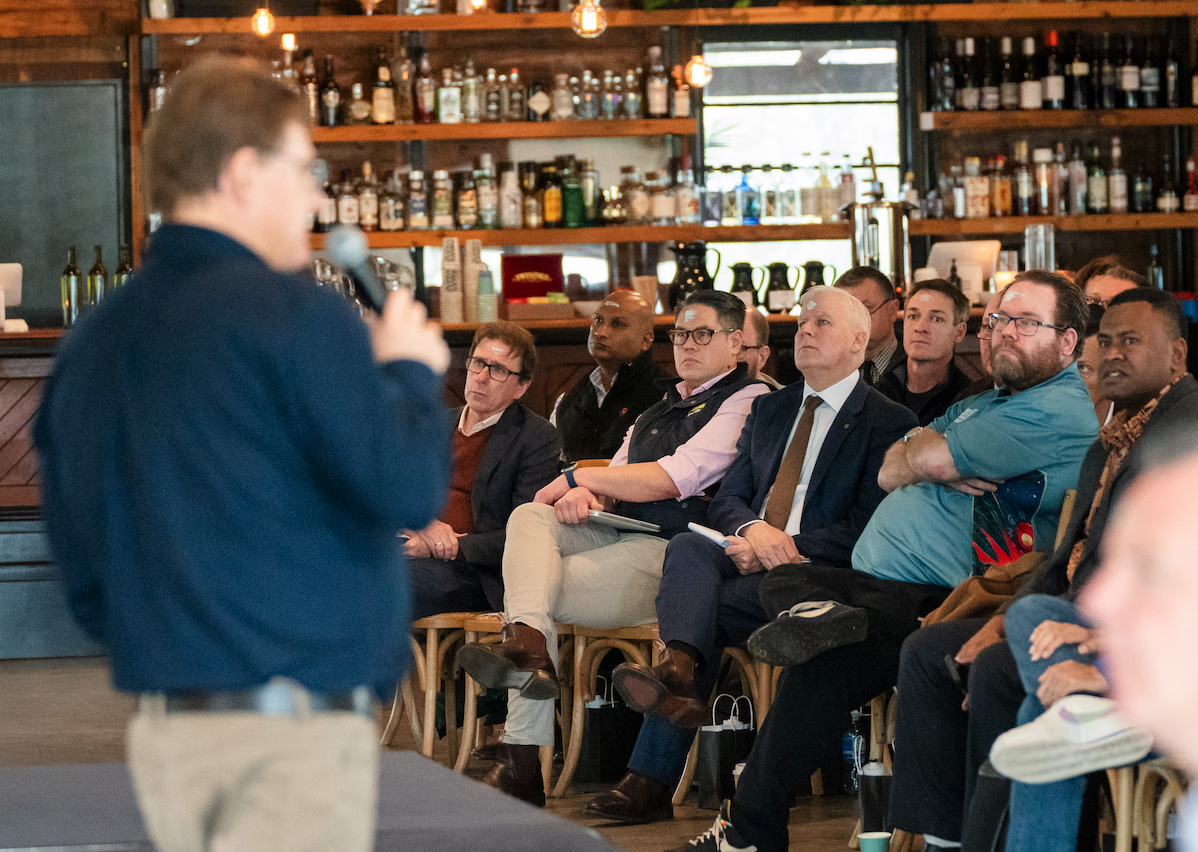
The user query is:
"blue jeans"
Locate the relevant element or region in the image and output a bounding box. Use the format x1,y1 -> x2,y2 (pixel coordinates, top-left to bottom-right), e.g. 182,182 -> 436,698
1002,594 -> 1098,852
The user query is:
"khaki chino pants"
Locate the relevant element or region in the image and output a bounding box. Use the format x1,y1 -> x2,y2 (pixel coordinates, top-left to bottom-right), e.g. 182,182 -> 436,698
500,502 -> 667,746
127,708 -> 378,852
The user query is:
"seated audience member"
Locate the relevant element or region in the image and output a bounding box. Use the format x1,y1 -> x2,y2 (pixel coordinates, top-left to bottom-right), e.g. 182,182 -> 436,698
741,308 -> 782,388
1080,421 -> 1198,852
955,291 -> 1004,401
455,291 -> 768,806
835,266 -> 903,384
875,279 -> 973,424
408,322 -> 561,620
667,271 -> 1097,852
1075,304 -> 1114,425
886,288 -> 1196,852
552,289 -> 667,464
580,287 -> 915,824
1076,256 -> 1145,308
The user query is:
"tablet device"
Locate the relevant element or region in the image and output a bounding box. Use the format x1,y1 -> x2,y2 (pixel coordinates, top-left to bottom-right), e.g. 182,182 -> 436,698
587,511 -> 661,533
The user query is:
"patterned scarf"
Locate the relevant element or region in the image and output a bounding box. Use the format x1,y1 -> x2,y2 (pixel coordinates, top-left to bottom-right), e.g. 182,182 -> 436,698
1066,374 -> 1182,580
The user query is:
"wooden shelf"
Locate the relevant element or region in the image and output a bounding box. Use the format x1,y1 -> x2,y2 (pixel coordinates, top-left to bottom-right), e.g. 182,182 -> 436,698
920,108 -> 1198,132
311,222 -> 851,248
311,118 -> 695,142
139,2 -> 1198,35
910,212 -> 1198,236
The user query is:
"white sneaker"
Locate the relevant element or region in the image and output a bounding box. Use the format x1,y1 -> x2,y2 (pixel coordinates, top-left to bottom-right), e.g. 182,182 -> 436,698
989,694 -> 1152,784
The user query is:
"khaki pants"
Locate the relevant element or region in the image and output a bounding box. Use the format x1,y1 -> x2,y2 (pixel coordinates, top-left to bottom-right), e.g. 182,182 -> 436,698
127,708 -> 379,852
501,502 -> 667,746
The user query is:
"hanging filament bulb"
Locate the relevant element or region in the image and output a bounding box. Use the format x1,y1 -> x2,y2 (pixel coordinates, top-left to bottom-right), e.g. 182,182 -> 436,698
251,6 -> 275,36
684,54 -> 713,88
570,0 -> 606,39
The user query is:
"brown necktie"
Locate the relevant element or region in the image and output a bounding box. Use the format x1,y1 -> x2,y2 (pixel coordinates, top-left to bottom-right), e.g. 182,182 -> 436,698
763,395 -> 823,530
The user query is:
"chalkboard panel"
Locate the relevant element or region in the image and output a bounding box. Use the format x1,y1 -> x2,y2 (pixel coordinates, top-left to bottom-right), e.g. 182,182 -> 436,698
0,80 -> 130,329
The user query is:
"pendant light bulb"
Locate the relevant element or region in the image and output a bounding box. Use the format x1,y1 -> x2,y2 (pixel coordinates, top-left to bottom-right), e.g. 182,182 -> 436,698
570,0 -> 606,39
251,6 -> 275,36
470,0 -> 488,11
684,54 -> 713,88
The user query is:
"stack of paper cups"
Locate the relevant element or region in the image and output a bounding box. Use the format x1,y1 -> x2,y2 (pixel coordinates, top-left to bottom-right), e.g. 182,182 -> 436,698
477,269 -> 498,322
440,237 -> 463,323
462,239 -> 484,323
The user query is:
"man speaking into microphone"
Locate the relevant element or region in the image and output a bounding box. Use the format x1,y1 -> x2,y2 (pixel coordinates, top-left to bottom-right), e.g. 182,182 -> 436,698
34,57 -> 451,852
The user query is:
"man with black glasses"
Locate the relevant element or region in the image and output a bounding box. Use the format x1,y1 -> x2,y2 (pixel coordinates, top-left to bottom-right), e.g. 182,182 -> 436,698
835,266 -> 903,385
457,290 -> 768,807
407,321 -> 561,620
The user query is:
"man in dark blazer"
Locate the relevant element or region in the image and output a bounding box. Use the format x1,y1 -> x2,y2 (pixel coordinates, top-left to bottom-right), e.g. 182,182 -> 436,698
407,322 -> 561,619
586,287 -> 917,824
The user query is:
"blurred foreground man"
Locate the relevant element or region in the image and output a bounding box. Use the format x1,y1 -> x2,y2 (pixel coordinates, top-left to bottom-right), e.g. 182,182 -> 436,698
34,58 -> 451,852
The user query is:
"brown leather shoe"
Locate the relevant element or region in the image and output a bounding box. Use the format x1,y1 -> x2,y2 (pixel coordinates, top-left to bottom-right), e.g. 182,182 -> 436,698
612,648 -> 709,728
585,770 -> 674,824
457,622 -> 559,700
483,742 -> 545,807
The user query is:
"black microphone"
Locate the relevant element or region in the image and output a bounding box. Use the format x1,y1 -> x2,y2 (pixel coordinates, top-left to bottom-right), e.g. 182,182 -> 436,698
326,225 -> 388,314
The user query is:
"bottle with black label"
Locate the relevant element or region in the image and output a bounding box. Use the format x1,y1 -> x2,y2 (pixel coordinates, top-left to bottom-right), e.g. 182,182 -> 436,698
320,56 -> 340,126
999,37 -> 1020,110
1068,32 -> 1091,109
1140,37 -> 1161,108
87,245 -> 108,310
1119,35 -> 1140,108
60,246 -> 82,327
1099,33 -> 1118,109
300,51 -> 319,123
960,38 -> 980,110
1042,31 -> 1065,109
980,37 -> 999,110
1019,37 -> 1042,110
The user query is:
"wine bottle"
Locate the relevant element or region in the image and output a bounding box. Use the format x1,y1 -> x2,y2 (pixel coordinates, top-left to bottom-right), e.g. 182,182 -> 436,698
980,36 -> 999,110
393,47 -> 415,124
999,37 -> 1019,110
1118,35 -> 1139,109
299,50 -> 319,124
1109,136 -> 1129,214
1140,37 -> 1160,109
371,47 -> 396,125
320,56 -> 340,127
113,245 -> 132,290
87,245 -> 108,310
1019,37 -> 1042,110
1068,32 -> 1091,110
60,246 -> 82,327
960,37 -> 980,111
1165,36 -> 1180,108
1042,30 -> 1065,109
1147,244 -> 1164,290
1086,140 -> 1108,213
1100,33 -> 1118,109
1184,156 -> 1198,211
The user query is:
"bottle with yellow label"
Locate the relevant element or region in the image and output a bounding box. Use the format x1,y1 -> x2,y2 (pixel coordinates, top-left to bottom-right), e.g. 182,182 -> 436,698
540,164 -> 563,229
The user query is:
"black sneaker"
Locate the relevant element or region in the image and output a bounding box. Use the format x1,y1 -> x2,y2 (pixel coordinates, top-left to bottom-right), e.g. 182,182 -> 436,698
663,800 -> 757,852
746,600 -> 868,667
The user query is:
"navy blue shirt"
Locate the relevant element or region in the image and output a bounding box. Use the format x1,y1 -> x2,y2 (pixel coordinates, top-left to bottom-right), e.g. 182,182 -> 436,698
34,225 -> 451,696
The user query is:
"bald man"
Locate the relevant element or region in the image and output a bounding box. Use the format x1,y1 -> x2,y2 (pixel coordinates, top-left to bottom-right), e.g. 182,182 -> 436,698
552,289 -> 669,463
586,287 -> 916,825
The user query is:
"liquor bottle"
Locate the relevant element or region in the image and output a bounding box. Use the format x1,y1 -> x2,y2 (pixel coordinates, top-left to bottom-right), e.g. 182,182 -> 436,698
372,50 -> 396,125
431,170 -> 454,228
87,245 -> 108,309
1099,33 -> 1118,109
997,37 -> 1018,110
953,39 -> 965,110
758,164 -> 778,223
520,162 -> 542,228
320,56 -> 340,126
414,55 -> 436,124
960,37 -> 980,111
599,71 -> 618,119
1165,36 -> 1180,108
346,83 -> 372,125
577,70 -> 599,120
1184,156 -> 1198,211
316,176 -> 338,232
948,259 -> 963,290
1136,37 -> 1159,109
1067,139 -> 1087,215
379,170 -> 405,232
779,163 -> 798,223
540,165 -> 563,228
476,153 -> 498,229
839,154 -> 856,210
1119,35 -> 1139,108
483,68 -> 502,122
358,162 -> 379,232
1147,244 -> 1164,290
456,171 -> 478,228
1068,32 -> 1091,109
148,69 -> 167,116
527,83 -> 551,122
930,36 -> 955,112
624,68 -> 644,119
60,246 -> 82,327
991,156 -> 1013,216
563,160 -> 586,228
817,153 -> 838,221
1033,148 -> 1053,215
1042,30 -> 1065,109
672,67 -> 691,118
438,68 -> 463,123
1019,37 -> 1042,110
581,158 -> 603,225
1013,140 -> 1034,215
676,156 -> 699,225
1109,136 -> 1129,214
1053,142 -> 1069,215
980,37 -> 1000,110
407,170 -> 429,229
300,50 -> 319,123
550,73 -> 574,121
737,165 -> 761,225
1157,154 -> 1180,212
720,165 -> 741,226
1191,39 -> 1198,106
393,47 -> 415,123
1086,140 -> 1109,214
1133,163 -> 1154,213
462,55 -> 481,123
507,69 -> 525,121
646,47 -> 670,118
113,245 -> 132,289
336,170 -> 360,225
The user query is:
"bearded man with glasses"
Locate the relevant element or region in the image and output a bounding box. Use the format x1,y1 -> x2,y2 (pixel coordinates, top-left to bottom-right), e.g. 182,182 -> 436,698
406,321 -> 561,621
457,290 -> 768,805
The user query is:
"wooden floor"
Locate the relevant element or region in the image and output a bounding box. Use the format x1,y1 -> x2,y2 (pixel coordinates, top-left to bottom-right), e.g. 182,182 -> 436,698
0,656 -> 861,852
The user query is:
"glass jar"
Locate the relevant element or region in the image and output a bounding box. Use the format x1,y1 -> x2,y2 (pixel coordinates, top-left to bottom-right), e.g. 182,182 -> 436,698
647,170 -> 676,226
619,166 -> 649,226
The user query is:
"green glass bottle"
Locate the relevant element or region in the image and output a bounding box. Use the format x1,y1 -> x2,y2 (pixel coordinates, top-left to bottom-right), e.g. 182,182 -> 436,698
87,245 -> 108,310
60,245 -> 82,327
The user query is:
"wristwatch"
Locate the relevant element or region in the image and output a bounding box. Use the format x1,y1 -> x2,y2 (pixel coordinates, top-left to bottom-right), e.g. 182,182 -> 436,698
902,426 -> 924,443
564,467 -> 578,488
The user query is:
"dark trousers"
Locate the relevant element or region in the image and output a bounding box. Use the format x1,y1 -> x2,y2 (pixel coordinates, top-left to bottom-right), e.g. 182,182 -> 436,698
887,619 -> 1023,842
408,556 -> 501,621
627,533 -> 770,786
728,563 -> 950,852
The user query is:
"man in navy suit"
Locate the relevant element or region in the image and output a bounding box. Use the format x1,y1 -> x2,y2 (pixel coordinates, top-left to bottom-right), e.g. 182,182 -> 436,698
584,287 -> 917,824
